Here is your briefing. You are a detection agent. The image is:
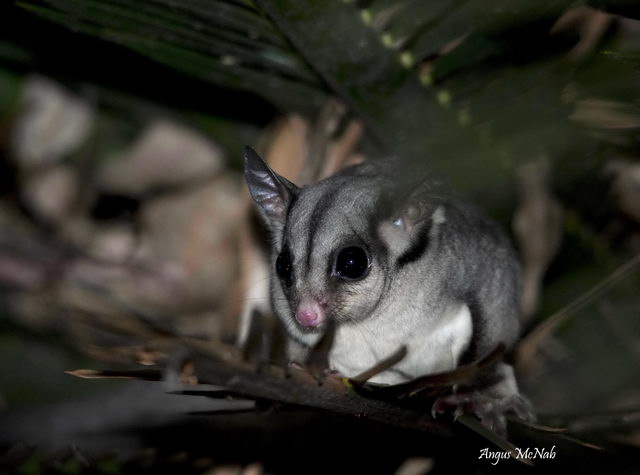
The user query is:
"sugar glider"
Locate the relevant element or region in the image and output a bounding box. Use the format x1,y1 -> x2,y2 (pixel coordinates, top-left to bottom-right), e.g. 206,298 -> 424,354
243,146 -> 532,431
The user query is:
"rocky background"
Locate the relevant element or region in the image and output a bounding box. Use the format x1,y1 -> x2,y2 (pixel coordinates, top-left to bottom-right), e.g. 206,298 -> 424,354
0,1 -> 640,473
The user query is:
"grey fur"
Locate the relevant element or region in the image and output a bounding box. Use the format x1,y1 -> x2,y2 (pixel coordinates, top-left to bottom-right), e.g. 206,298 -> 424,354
243,148 -> 521,386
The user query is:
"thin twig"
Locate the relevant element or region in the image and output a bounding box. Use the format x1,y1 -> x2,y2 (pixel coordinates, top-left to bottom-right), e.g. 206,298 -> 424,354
65,369 -> 163,380
517,252 -> 640,367
351,345 -> 408,384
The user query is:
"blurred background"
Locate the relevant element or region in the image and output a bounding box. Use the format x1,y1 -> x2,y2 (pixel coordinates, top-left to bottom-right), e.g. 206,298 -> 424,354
0,0 -> 640,473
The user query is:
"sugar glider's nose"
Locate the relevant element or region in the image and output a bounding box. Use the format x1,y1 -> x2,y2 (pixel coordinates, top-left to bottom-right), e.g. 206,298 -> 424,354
295,297 -> 327,328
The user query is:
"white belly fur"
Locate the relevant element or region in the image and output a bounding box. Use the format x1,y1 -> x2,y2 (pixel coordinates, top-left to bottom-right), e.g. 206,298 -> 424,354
329,304 -> 473,385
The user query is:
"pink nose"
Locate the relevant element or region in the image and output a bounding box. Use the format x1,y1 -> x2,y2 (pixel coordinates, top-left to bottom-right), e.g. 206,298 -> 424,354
295,298 -> 325,328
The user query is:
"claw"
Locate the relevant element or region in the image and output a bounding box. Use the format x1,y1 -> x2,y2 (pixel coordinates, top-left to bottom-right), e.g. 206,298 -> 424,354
507,394 -> 536,422
453,405 -> 465,421
431,401 -> 440,419
288,360 -> 305,371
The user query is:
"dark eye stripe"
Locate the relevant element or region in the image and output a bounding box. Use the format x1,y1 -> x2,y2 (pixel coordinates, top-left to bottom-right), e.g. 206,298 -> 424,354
276,248 -> 293,287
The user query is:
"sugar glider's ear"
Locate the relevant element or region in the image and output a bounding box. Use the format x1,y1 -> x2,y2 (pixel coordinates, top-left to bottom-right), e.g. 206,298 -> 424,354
385,179 -> 437,233
243,146 -> 299,229
377,180 -> 445,260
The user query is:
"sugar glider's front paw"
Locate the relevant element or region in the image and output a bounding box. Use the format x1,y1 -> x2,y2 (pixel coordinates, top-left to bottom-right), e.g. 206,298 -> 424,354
431,391 -> 535,435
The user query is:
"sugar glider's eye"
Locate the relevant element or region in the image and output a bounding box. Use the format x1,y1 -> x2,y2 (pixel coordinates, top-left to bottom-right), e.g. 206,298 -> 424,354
334,246 -> 370,281
275,249 -> 293,286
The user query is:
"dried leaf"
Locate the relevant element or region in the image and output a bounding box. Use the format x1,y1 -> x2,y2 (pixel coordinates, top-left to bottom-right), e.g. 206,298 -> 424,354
65,368 -> 163,380
551,6 -> 613,60
607,159 -> 640,223
350,345 -> 408,384
394,457 -> 434,475
513,160 -> 563,320
359,344 -> 505,399
305,319 -> 337,380
571,98 -> 640,129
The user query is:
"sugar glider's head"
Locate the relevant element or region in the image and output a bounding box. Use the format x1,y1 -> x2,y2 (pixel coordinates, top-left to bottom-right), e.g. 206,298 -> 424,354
243,147 -> 442,334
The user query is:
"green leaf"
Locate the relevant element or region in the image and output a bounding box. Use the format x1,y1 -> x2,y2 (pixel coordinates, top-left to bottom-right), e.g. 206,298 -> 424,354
253,0 -> 463,172
18,0 -> 327,111
16,0 -> 640,195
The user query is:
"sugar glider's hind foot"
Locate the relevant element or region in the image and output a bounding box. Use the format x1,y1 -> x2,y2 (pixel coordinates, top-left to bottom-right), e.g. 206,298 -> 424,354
432,391 -> 535,435
431,363 -> 535,436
